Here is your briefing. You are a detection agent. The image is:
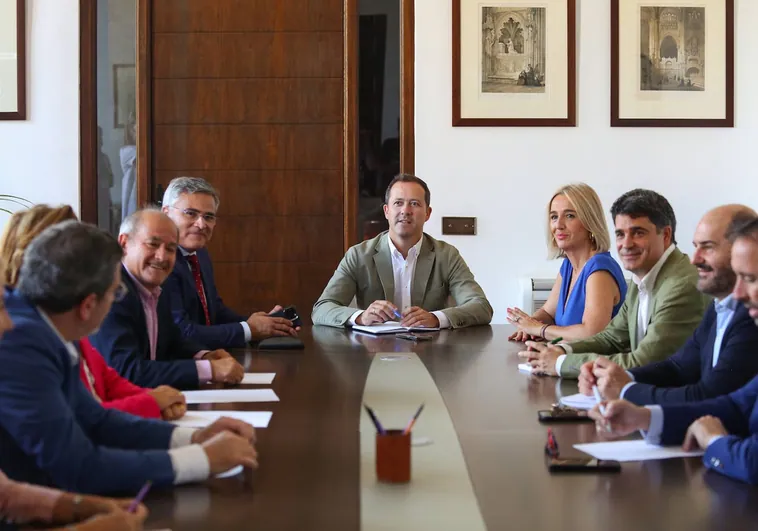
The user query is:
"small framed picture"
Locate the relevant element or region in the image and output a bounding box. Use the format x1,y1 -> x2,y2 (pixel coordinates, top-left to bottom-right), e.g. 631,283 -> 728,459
611,0 -> 734,127
0,0 -> 26,120
452,0 -> 576,127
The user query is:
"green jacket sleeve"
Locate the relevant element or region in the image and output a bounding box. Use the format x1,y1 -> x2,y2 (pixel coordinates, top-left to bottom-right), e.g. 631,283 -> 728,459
563,292 -> 633,356
440,247 -> 493,328
311,249 -> 361,327
559,280 -> 708,378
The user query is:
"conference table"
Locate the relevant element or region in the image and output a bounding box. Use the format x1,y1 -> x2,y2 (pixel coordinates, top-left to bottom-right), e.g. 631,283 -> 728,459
146,325 -> 758,530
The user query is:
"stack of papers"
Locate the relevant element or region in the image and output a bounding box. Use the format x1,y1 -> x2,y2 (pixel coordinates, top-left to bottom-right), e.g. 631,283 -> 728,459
240,373 -> 275,385
172,410 -> 272,429
351,321 -> 440,335
574,440 -> 704,462
559,393 -> 597,410
183,389 -> 280,404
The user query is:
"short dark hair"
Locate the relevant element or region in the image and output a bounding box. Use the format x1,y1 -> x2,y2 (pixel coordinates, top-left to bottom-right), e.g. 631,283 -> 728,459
16,220 -> 123,313
727,213 -> 758,243
610,189 -> 677,245
384,174 -> 431,207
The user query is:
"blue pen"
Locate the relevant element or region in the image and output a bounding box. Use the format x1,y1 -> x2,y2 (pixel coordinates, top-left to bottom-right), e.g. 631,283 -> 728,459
364,404 -> 386,435
392,308 -> 403,320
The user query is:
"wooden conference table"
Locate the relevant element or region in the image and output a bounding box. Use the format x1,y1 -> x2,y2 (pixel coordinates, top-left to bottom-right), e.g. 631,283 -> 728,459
146,326 -> 758,530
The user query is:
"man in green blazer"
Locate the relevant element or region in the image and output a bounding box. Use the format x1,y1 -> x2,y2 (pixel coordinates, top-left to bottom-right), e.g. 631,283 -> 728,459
312,174 -> 493,329
521,189 -> 709,378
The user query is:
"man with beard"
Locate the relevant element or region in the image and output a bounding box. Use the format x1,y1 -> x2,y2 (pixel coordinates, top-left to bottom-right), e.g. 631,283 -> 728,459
577,205 -> 758,404
312,174 -> 493,329
589,214 -> 758,486
522,189 -> 709,377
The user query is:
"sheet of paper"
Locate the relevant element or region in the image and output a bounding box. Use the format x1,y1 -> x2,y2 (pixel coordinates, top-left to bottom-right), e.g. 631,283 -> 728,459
171,410 -> 272,429
559,392 -> 597,410
574,440 -> 704,462
183,389 -> 279,404
240,373 -> 275,385
518,363 -> 533,373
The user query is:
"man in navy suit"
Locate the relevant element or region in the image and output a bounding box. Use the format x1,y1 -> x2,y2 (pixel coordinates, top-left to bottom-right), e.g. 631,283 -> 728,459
90,209 -> 245,389
590,214 -> 758,485
0,221 -> 257,494
161,177 -> 297,349
578,205 -> 758,405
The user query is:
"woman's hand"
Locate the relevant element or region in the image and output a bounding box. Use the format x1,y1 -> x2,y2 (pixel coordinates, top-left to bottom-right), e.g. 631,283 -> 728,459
506,307 -> 545,338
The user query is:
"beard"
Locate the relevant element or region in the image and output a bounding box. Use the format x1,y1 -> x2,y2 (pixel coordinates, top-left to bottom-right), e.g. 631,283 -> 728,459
697,266 -> 736,297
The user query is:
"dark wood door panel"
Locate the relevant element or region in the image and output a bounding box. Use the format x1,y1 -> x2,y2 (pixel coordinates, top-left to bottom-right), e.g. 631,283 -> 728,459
207,215 -> 344,263
153,0 -> 343,33
153,124 -> 342,171
155,170 -> 343,217
153,32 -> 343,79
153,78 -> 343,125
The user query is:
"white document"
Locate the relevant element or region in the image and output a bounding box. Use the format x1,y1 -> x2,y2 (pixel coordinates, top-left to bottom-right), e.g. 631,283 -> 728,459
559,392 -> 597,410
240,373 -> 275,385
351,321 -> 440,335
574,440 -> 705,462
171,410 -> 272,429
183,389 -> 279,404
518,363 -> 534,373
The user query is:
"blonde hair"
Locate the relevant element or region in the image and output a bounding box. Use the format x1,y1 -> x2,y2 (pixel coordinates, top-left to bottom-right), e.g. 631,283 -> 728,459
546,183 -> 611,259
0,205 -> 78,287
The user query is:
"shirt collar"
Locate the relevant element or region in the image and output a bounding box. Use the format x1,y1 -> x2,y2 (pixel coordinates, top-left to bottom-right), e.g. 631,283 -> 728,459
714,294 -> 739,313
179,247 -> 196,257
632,244 -> 676,291
387,235 -> 424,260
123,263 -> 162,299
37,307 -> 79,364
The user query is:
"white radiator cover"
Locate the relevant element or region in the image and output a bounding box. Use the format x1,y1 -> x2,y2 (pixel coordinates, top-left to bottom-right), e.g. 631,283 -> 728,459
519,277 -> 554,314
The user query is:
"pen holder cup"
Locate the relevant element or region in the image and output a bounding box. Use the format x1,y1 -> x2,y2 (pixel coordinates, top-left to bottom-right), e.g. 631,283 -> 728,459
376,430 -> 411,483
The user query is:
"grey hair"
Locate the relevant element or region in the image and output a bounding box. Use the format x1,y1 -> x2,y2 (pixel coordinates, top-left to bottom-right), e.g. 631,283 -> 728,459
118,207 -> 177,238
16,220 -> 123,314
161,177 -> 220,210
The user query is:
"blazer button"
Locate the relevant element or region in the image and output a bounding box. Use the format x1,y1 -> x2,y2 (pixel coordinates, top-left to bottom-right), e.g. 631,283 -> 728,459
711,457 -> 722,468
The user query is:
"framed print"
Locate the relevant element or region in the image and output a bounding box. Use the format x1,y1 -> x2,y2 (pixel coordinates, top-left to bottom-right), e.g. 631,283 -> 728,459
113,64 -> 136,129
452,0 -> 576,127
611,0 -> 734,127
0,0 -> 26,120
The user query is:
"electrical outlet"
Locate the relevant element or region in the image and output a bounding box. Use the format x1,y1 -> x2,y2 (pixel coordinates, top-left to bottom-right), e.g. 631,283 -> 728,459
441,217 -> 476,235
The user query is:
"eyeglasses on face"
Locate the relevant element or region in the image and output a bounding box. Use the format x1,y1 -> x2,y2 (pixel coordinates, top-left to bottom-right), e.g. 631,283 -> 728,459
168,206 -> 218,224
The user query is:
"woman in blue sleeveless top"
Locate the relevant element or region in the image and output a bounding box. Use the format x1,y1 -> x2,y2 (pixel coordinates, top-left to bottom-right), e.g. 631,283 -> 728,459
508,183 -> 627,343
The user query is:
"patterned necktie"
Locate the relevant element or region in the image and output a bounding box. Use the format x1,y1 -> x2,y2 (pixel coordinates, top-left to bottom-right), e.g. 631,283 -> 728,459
186,254 -> 211,326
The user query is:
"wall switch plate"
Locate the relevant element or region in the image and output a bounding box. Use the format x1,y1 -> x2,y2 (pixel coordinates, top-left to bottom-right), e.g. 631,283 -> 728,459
442,217 -> 476,235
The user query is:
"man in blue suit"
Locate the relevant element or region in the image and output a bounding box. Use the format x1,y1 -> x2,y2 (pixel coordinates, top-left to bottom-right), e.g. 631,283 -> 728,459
590,214 -> 758,485
0,221 -> 257,494
90,209 -> 245,389
578,205 -> 758,404
161,177 -> 297,349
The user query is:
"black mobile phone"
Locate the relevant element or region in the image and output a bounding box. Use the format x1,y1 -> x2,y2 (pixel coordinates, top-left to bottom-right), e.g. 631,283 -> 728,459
538,409 -> 593,423
547,456 -> 621,473
396,333 -> 432,342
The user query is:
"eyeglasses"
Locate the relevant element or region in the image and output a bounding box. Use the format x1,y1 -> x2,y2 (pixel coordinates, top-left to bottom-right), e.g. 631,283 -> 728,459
114,282 -> 128,302
167,206 -> 218,225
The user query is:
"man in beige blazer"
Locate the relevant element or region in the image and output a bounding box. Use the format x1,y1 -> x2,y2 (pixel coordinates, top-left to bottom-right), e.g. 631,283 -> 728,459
312,174 -> 493,329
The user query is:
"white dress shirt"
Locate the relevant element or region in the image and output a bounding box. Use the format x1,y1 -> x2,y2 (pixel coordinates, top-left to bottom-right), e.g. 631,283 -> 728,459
180,247 -> 252,342
350,236 -> 450,328
555,244 -> 676,375
38,308 -> 210,484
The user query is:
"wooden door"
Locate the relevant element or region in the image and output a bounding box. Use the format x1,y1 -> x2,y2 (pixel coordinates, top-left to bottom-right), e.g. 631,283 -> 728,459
149,0 -> 355,321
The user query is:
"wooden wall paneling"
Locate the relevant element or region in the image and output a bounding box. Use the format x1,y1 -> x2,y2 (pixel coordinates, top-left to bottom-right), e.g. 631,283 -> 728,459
79,0 -> 97,223
343,0 -> 359,248
136,0 -> 152,207
400,0 -> 415,174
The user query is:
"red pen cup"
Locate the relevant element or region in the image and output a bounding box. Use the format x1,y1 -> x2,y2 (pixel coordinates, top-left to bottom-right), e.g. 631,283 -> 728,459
376,429 -> 411,483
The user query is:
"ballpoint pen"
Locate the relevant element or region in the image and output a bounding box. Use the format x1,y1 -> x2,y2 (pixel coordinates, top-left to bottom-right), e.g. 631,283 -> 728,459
592,385 -> 613,432
403,403 -> 425,435
127,480 -> 152,513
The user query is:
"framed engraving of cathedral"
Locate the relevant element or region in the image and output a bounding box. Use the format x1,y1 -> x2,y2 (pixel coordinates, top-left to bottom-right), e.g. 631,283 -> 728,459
452,0 -> 576,126
611,0 -> 734,127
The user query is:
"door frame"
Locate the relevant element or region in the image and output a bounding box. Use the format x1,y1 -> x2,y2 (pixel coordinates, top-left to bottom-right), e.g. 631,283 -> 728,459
78,0 -> 415,251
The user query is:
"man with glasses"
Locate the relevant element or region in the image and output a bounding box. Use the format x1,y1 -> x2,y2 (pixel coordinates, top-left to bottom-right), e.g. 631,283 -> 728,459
162,177 -> 297,349
91,209 -> 245,389
0,221 -> 258,494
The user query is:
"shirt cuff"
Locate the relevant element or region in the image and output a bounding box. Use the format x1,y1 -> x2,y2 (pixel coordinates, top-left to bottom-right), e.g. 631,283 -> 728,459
707,435 -> 725,447
194,350 -> 209,360
558,343 -> 573,354
240,321 -> 252,342
195,360 -> 213,383
433,311 -> 451,329
642,405 -> 663,445
555,354 -> 567,375
169,444 -> 210,485
626,371 -> 635,381
620,382 -> 636,399
348,310 -> 364,326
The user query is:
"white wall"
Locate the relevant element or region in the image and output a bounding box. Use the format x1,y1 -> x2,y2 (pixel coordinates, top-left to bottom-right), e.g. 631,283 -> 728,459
0,0 -> 80,224
415,0 -> 758,323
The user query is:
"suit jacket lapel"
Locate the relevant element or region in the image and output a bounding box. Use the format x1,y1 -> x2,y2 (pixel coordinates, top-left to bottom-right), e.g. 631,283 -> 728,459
373,236 -> 395,301
412,236 -> 435,307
